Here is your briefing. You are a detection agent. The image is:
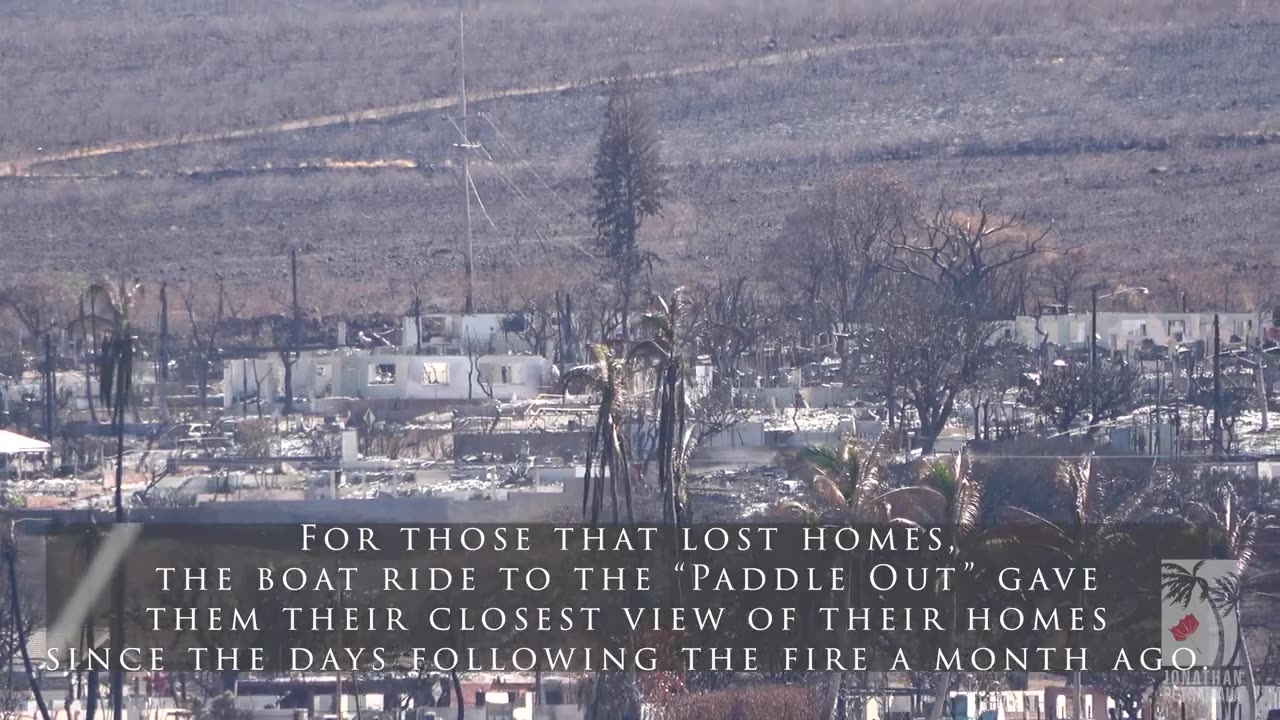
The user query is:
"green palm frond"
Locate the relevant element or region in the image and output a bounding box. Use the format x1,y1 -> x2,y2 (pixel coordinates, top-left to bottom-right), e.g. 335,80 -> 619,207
923,460 -> 956,497
799,445 -> 840,474
797,438 -> 892,519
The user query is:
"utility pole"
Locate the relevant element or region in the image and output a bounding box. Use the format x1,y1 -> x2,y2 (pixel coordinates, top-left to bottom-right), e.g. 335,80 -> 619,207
79,296 -> 97,424
282,248 -> 301,416
334,588 -> 345,719
459,0 -> 475,315
158,282 -> 169,420
43,333 -> 56,467
1212,313 -> 1223,455
1256,309 -> 1269,433
291,247 -> 300,330
1089,284 -> 1098,433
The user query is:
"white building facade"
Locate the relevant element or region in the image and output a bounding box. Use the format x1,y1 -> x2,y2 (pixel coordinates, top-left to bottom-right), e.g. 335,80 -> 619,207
1013,311 -> 1261,352
223,348 -> 550,411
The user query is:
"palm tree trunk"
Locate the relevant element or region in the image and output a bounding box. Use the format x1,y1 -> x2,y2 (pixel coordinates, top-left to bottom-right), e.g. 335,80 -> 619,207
927,675 -> 952,720
86,666 -> 99,720
85,298 -> 98,423
1238,622 -> 1256,720
450,669 -> 464,720
534,668 -> 542,719
620,273 -> 632,341
1074,671 -> 1083,720
85,560 -> 98,720
283,353 -> 295,415
111,393 -> 125,720
113,395 -> 125,523
928,590 -> 963,720
820,673 -> 841,720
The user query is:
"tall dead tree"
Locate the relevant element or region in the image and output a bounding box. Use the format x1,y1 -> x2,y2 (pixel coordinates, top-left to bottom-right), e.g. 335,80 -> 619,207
696,275 -> 770,404
1037,247 -> 1091,311
0,278 -> 70,438
0,277 -> 70,355
1022,360 -> 1141,433
769,167 -> 915,353
861,277 -> 1005,452
591,65 -> 665,341
821,167 -> 914,327
42,333 -> 56,466
408,273 -> 426,353
183,278 -> 227,412
1212,313 -> 1223,455
886,197 -> 1051,318
769,206 -> 831,342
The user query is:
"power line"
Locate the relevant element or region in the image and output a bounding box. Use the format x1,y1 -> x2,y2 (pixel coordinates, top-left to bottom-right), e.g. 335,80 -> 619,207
473,114 -> 596,262
479,112 -> 579,217
456,0 -> 473,314
466,171 -> 497,230
447,113 -> 594,262
446,114 -> 550,255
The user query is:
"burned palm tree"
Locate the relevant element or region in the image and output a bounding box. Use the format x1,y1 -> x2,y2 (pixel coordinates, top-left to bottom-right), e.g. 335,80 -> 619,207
630,289 -> 696,526
994,454 -> 1165,720
774,438 -> 949,525
564,344 -> 635,524
89,279 -> 141,720
770,438 -> 956,720
565,343 -> 644,720
912,450 -> 985,720
91,280 -> 142,523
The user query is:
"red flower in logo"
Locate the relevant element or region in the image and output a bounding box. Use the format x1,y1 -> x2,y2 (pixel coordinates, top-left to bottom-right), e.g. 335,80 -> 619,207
1170,614 -> 1199,641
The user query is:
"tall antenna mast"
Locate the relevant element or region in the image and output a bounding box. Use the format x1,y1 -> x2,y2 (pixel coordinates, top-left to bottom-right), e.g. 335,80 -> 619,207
459,0 -> 475,314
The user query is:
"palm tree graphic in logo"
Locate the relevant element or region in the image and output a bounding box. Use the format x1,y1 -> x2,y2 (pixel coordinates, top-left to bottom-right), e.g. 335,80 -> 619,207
1161,559 -> 1237,669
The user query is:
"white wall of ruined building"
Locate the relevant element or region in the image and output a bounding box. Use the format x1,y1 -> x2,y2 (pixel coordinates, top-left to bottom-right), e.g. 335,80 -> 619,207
222,312 -> 552,411
401,313 -> 536,355
223,350 -> 549,410
1013,311 -> 1262,352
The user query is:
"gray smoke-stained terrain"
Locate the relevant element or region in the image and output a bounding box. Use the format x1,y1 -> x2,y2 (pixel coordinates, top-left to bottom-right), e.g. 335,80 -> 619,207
0,0 -> 1276,306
